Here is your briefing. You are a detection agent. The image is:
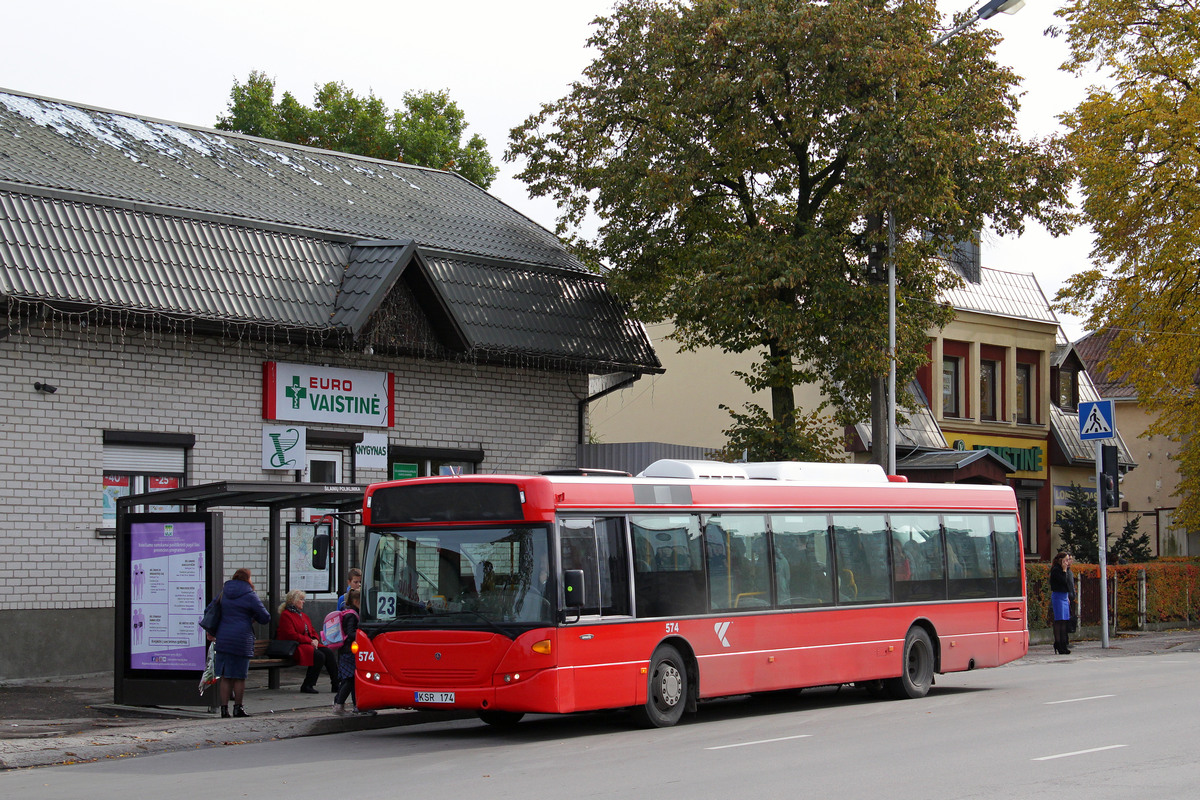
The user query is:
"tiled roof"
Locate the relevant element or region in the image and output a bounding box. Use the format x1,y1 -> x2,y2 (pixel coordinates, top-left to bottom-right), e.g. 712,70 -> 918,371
853,380 -> 948,452
0,89 -> 662,374
0,90 -> 581,271
421,251 -> 661,372
897,448 -> 1016,472
0,188 -> 346,328
1074,328 -> 1137,400
941,266 -> 1059,325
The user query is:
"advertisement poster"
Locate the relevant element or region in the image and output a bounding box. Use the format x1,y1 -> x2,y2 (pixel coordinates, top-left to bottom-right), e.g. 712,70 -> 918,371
129,520 -> 207,671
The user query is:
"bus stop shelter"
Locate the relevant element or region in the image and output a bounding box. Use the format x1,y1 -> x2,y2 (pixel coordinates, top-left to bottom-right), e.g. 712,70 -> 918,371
115,481 -> 366,705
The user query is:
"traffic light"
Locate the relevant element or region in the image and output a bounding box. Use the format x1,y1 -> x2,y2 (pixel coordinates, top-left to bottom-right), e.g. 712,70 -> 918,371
311,530 -> 329,570
1100,444 -> 1120,510
311,518 -> 332,570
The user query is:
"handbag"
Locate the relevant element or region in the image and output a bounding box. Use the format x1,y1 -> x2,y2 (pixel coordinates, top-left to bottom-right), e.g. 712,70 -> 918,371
1068,615 -> 1078,634
199,592 -> 223,634
264,639 -> 299,659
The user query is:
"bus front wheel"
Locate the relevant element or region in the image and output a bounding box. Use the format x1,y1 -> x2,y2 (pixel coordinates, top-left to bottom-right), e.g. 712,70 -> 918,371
887,627 -> 934,700
636,644 -> 688,727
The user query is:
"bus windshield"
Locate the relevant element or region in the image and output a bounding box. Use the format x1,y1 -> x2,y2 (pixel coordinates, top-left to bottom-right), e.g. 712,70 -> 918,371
362,524 -> 553,627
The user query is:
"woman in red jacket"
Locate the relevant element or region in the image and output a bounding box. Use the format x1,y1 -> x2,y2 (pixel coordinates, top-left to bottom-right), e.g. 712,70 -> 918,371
277,589 -> 339,693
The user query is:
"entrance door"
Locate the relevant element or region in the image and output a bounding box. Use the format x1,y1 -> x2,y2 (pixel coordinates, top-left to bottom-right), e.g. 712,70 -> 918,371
556,517 -> 635,711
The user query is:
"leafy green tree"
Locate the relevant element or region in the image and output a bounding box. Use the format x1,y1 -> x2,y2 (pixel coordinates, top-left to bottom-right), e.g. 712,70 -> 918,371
508,0 -> 1069,454
1058,483 -> 1099,563
1110,516 -> 1153,564
715,404 -> 845,463
1053,2 -> 1200,530
216,71 -> 498,188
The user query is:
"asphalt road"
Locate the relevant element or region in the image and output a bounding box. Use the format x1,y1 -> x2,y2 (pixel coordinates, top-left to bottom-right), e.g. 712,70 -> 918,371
4,642 -> 1198,799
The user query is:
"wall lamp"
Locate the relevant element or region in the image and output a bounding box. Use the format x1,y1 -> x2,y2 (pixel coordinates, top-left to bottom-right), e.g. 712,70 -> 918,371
33,382 -> 58,394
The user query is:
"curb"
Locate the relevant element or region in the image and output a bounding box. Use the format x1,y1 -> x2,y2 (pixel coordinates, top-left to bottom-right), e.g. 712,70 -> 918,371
0,707 -> 470,771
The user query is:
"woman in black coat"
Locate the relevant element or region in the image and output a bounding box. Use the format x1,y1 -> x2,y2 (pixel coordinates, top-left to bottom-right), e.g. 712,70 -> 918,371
1049,552 -> 1074,654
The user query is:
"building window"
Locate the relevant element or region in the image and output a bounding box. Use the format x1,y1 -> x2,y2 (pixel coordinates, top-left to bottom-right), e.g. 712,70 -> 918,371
1018,496 -> 1037,556
389,445 -> 484,480
1015,363 -> 1032,424
102,432 -> 192,530
1057,368 -> 1078,411
942,357 -> 961,418
979,360 -> 999,421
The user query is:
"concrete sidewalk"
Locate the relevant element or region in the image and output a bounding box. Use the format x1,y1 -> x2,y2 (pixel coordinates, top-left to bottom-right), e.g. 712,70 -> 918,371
3,628 -> 1198,771
0,669 -> 465,771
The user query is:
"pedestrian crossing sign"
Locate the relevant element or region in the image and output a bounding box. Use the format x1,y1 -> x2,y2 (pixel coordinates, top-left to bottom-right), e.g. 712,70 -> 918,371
1079,399 -> 1115,440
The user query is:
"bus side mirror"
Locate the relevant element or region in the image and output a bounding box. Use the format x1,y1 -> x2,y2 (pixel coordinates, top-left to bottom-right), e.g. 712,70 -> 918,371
563,569 -> 585,608
312,530 -> 330,570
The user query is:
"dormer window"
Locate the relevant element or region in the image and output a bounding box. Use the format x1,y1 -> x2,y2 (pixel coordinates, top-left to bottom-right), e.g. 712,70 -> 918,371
1057,367 -> 1078,411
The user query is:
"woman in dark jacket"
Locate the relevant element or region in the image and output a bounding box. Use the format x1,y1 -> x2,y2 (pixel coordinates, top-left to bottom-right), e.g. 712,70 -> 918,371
1049,552 -> 1074,654
213,567 -> 270,718
276,589 -> 339,694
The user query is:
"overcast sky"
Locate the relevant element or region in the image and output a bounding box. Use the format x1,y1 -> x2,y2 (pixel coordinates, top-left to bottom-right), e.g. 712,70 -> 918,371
1,0 -> 1096,339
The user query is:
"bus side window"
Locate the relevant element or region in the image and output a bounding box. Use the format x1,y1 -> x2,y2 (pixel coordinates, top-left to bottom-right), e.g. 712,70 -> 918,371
559,517 -> 631,617
994,514 -> 1022,597
832,514 -> 891,604
707,514 -> 769,611
631,514 -> 705,618
891,514 -> 945,603
771,515 -> 832,607
945,514 -> 996,599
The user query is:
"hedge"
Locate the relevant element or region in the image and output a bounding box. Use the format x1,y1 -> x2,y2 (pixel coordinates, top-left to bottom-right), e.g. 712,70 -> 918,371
1025,559 -> 1200,630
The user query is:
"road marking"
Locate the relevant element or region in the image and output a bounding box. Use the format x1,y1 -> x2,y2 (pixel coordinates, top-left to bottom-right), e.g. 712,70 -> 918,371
706,734 -> 813,750
1044,694 -> 1115,705
1033,745 -> 1127,761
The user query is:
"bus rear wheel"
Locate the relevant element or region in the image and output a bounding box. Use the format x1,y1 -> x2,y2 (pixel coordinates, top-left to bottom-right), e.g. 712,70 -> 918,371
887,627 -> 934,700
636,644 -> 688,728
478,710 -> 525,727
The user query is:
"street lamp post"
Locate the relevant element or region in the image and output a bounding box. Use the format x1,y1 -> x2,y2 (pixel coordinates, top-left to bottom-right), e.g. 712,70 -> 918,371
883,0 -> 1025,476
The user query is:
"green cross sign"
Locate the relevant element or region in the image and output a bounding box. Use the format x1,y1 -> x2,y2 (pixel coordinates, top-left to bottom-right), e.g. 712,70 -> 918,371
285,376 -> 307,409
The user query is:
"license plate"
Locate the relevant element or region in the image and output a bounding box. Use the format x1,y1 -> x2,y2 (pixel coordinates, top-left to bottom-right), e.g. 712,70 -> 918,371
414,691 -> 455,704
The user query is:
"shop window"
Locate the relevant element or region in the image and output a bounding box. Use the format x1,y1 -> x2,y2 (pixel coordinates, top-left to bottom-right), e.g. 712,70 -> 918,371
942,356 -> 962,418
979,359 -> 999,421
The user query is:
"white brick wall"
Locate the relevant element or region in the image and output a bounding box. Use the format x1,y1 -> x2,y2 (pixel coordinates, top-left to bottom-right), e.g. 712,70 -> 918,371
0,323 -> 584,612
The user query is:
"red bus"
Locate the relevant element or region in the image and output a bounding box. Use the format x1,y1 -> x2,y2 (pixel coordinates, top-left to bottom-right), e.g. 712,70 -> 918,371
353,460 -> 1026,727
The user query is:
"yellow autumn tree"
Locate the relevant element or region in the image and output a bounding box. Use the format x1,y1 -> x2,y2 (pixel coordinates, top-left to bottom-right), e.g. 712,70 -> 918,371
1055,1 -> 1200,531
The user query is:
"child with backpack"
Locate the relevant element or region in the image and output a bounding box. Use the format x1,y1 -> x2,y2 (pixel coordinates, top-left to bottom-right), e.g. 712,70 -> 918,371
331,588 -> 372,715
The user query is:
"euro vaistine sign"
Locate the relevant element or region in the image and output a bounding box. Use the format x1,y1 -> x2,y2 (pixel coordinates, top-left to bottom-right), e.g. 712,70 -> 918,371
263,362 -> 394,428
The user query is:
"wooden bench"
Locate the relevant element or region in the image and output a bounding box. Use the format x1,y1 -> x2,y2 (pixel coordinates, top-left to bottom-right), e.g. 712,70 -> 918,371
250,639 -> 299,690
250,638 -> 298,669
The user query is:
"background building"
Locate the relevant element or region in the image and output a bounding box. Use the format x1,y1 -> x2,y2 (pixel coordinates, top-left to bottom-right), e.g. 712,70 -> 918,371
1075,328 -> 1186,555
592,252 -> 1136,560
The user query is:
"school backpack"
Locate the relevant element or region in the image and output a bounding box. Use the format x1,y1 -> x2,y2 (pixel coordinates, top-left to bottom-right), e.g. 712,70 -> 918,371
320,609 -> 348,647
